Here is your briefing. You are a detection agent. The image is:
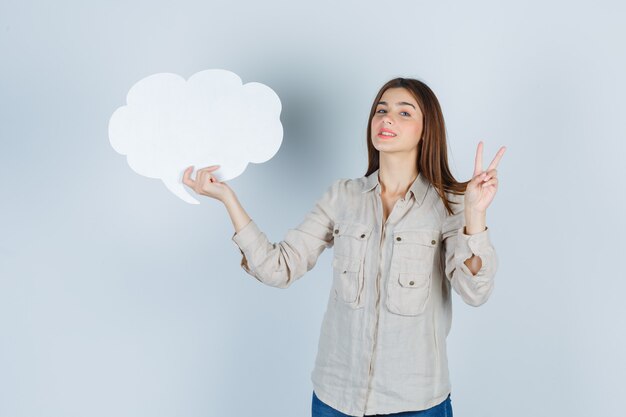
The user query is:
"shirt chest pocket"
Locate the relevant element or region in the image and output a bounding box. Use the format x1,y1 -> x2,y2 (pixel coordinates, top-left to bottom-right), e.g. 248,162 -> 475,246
386,229 -> 440,316
331,254 -> 362,305
331,223 -> 373,308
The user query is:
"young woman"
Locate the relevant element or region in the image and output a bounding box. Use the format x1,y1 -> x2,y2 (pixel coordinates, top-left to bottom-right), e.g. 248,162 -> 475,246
183,77 -> 506,417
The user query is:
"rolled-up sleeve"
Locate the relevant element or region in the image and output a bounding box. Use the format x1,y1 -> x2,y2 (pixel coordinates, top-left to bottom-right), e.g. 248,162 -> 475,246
441,193 -> 498,307
231,179 -> 340,288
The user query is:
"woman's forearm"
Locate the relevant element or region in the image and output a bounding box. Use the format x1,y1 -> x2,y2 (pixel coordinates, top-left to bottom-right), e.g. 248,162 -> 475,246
222,192 -> 252,234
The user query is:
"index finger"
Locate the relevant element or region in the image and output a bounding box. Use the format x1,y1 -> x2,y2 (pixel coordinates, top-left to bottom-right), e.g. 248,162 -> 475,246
487,146 -> 506,171
182,166 -> 196,186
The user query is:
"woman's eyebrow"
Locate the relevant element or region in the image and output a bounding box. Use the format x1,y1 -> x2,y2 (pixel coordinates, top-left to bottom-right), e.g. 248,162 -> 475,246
377,101 -> 416,110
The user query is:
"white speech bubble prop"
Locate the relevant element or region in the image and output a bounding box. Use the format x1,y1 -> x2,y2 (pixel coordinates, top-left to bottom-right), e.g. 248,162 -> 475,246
108,69 -> 283,204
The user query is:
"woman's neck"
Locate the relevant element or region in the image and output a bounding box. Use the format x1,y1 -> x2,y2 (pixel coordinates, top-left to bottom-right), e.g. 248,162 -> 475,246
378,154 -> 418,196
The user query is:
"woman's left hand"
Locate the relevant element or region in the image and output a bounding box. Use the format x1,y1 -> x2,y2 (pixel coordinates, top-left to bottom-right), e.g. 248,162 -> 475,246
465,141 -> 506,213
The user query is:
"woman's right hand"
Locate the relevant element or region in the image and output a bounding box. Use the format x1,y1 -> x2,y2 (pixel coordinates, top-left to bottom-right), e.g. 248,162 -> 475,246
183,165 -> 233,202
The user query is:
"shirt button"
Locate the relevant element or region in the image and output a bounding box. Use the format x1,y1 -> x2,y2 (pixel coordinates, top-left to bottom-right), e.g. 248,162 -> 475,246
334,229 -> 339,235
396,237 -> 402,241
409,281 -> 415,285
360,234 -> 366,238
431,240 -> 436,245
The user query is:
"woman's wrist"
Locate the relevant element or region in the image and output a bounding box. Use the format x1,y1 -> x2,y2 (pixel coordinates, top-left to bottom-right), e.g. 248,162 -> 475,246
464,208 -> 487,235
220,188 -> 238,205
222,191 -> 252,234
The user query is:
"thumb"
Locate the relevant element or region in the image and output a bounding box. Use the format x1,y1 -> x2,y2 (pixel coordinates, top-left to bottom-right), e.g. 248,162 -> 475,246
472,171 -> 487,185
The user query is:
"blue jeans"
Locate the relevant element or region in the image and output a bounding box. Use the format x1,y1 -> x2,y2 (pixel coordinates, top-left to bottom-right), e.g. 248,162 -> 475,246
311,390 -> 453,417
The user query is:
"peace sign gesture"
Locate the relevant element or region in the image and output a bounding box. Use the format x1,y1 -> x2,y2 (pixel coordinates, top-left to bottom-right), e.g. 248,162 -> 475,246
465,141 -> 506,213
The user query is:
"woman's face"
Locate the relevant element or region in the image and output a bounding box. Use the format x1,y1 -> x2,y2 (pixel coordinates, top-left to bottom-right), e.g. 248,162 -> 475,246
371,87 -> 424,154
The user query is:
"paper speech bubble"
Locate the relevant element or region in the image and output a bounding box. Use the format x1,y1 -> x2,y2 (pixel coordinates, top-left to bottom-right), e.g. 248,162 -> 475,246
108,69 -> 283,204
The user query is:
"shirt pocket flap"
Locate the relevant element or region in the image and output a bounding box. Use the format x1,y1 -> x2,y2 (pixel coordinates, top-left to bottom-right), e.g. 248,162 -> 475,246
393,229 -> 439,246
334,222 -> 373,240
397,271 -> 429,289
332,255 -> 361,273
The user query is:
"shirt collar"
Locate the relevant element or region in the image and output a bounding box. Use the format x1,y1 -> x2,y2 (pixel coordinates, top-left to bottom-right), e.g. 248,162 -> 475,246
361,168 -> 431,206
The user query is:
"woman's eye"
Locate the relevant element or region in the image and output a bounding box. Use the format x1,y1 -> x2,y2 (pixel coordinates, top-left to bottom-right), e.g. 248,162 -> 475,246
376,109 -> 410,116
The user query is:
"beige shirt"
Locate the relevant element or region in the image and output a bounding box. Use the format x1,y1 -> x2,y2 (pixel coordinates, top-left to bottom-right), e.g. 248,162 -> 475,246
231,168 -> 498,416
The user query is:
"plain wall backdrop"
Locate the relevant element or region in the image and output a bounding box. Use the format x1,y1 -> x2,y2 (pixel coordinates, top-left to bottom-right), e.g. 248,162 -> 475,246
1,0 -> 625,416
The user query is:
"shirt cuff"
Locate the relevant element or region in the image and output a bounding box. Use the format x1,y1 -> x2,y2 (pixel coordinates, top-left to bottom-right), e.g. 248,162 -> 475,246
454,226 -> 493,277
231,219 -> 261,253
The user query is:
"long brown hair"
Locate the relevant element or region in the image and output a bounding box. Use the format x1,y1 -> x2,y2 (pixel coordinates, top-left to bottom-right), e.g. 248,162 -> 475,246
365,77 -> 468,216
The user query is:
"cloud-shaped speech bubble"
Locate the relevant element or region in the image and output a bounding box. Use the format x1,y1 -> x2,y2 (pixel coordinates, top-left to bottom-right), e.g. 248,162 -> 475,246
108,69 -> 283,204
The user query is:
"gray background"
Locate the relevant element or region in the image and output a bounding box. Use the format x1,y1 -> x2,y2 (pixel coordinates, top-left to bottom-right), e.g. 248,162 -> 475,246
1,0 -> 625,416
